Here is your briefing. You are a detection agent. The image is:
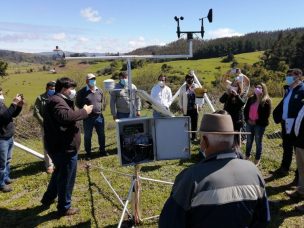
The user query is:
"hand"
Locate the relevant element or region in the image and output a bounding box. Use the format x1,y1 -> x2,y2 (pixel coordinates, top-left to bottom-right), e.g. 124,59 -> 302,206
13,94 -> 24,106
83,104 -> 93,114
136,111 -> 140,117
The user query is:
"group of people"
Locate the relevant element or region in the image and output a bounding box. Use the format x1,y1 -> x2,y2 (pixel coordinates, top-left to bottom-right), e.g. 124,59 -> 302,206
1,67 -> 304,224
219,69 -> 272,166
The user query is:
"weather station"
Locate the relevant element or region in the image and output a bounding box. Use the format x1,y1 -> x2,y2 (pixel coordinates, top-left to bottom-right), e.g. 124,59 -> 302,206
15,8 -> 214,227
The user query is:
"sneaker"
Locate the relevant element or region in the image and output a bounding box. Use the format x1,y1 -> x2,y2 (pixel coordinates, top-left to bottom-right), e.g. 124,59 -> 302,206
0,185 -> 12,193
58,207 -> 80,216
285,189 -> 304,199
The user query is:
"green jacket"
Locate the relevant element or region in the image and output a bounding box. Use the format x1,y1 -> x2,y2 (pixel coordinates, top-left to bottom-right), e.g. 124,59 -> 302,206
33,92 -> 49,125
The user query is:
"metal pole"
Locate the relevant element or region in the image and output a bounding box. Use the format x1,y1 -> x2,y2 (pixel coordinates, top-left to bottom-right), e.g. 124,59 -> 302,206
99,171 -> 132,217
192,71 -> 215,112
14,142 -> 44,160
118,178 -> 136,228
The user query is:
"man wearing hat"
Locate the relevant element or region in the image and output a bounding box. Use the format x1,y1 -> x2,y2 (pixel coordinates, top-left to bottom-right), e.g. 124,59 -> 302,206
159,111 -> 270,227
34,81 -> 56,173
76,73 -> 107,158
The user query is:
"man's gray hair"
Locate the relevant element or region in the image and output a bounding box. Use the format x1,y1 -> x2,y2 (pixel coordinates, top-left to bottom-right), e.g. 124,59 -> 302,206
202,133 -> 234,147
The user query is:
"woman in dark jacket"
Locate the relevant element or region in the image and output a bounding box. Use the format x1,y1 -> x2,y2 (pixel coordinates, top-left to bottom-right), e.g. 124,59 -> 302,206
220,81 -> 246,145
244,82 -> 272,165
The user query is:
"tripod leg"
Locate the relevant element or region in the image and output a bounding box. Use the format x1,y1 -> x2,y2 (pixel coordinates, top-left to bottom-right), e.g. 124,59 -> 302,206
100,171 -> 132,217
118,178 -> 136,228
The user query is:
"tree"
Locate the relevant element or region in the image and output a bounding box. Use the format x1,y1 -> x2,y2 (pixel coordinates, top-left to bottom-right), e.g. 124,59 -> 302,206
0,61 -> 8,77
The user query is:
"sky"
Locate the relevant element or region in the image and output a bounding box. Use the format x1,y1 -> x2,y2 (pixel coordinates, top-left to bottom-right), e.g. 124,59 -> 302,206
0,0 -> 303,53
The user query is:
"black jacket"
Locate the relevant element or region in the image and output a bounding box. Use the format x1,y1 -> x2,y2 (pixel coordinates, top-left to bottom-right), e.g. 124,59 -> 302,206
244,95 -> 272,127
219,92 -> 246,130
273,82 -> 304,124
0,102 -> 22,138
43,94 -> 88,153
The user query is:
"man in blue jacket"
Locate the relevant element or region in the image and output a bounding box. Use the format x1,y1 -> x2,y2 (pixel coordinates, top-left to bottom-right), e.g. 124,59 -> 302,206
0,88 -> 23,192
272,69 -> 304,182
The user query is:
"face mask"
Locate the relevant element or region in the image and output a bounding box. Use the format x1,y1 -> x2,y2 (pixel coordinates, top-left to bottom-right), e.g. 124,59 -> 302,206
285,75 -> 295,86
254,87 -> 263,95
158,81 -> 165,87
120,79 -> 128,87
47,89 -> 55,96
0,95 -> 4,102
88,79 -> 96,87
68,89 -> 76,100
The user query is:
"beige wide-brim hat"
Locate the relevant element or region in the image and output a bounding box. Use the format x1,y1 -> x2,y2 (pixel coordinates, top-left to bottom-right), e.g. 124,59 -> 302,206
190,113 -> 251,134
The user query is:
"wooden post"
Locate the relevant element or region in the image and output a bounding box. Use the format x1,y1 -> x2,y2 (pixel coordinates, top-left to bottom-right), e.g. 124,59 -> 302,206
132,164 -> 142,224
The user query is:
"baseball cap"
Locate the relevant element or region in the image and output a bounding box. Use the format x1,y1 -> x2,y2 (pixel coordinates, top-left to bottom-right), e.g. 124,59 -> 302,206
86,73 -> 96,80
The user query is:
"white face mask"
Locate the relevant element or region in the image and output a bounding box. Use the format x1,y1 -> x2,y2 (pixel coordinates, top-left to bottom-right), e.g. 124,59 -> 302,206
68,89 -> 77,99
158,81 -> 165,87
0,94 -> 4,102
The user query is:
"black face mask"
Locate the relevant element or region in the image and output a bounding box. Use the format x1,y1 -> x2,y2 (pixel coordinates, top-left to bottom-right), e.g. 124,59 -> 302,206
186,79 -> 194,84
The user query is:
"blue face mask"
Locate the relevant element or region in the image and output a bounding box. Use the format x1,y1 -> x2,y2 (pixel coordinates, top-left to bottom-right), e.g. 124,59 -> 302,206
285,75 -> 295,86
120,79 -> 128,87
88,79 -> 96,87
47,89 -> 55,96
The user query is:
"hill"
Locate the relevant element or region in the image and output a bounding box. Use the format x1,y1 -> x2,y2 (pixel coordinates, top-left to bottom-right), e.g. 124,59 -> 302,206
0,49 -> 52,64
128,27 -> 304,59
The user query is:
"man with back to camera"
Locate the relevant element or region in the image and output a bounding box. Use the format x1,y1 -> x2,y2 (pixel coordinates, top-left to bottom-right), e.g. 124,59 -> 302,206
41,77 -> 93,216
34,81 -> 56,174
110,71 -> 141,119
0,88 -> 24,193
151,74 -> 172,117
76,73 -> 107,159
159,111 -> 270,227
272,69 -> 304,182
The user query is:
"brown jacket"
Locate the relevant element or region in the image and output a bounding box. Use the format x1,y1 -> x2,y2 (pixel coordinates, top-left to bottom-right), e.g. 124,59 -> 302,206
43,94 -> 88,153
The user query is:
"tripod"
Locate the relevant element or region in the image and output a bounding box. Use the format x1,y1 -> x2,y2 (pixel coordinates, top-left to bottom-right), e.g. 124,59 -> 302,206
97,164 -> 173,227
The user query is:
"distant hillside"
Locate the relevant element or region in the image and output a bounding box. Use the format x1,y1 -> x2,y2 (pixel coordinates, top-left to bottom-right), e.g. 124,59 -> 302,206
0,50 -> 51,64
128,27 -> 304,59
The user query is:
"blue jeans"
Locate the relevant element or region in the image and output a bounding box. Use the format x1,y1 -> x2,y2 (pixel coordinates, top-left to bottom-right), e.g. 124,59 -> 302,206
0,137 -> 14,187
83,114 -> 105,154
41,151 -> 78,213
117,112 -> 130,119
245,123 -> 266,160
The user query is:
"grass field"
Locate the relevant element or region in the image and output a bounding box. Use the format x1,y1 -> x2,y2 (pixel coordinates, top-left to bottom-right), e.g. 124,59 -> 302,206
0,52 -> 303,227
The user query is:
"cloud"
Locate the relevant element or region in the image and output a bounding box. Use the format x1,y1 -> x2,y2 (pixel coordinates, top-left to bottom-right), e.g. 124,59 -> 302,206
78,37 -> 89,43
207,28 -> 243,39
52,33 -> 67,41
0,33 -> 42,42
80,7 -> 101,22
128,36 -> 146,49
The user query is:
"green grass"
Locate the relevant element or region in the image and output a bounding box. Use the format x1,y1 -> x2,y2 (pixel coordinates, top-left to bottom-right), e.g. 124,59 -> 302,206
0,52 -> 303,227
